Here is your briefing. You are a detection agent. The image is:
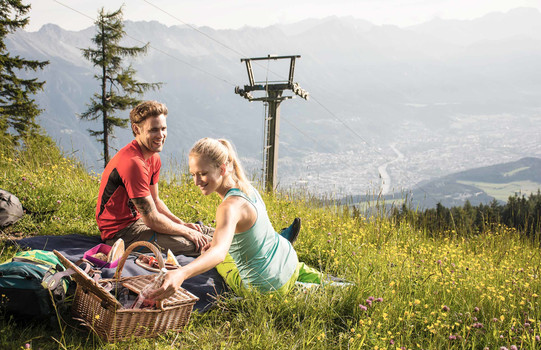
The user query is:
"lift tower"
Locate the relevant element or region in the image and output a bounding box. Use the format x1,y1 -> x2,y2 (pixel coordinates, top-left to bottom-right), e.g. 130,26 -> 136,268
235,55 -> 309,192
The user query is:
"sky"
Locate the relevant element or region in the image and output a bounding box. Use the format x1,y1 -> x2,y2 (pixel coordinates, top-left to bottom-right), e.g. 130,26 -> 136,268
27,0 -> 541,32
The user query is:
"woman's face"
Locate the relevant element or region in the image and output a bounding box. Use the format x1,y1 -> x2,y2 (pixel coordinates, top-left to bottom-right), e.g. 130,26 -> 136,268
189,155 -> 223,195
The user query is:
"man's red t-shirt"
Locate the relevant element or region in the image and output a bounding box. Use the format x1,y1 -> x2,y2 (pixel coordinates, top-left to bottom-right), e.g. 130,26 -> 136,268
96,140 -> 161,240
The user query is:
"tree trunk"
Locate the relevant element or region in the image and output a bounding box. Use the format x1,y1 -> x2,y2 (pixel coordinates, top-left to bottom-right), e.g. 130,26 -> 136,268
101,21 -> 109,168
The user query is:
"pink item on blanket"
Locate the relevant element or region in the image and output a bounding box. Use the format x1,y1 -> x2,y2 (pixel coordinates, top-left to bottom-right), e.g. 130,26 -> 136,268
83,244 -> 118,268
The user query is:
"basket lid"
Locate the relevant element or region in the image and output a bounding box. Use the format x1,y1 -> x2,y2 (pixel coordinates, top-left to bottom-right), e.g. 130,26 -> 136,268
163,286 -> 199,308
122,276 -> 199,309
53,249 -> 123,309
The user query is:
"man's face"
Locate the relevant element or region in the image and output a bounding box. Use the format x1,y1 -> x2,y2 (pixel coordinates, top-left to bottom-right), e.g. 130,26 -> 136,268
133,114 -> 167,156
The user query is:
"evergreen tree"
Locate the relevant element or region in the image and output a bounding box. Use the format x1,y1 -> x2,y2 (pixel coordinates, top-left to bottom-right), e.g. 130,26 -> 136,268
0,0 -> 48,140
80,6 -> 162,167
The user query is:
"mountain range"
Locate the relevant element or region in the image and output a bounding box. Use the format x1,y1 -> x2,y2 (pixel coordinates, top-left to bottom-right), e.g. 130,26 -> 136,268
6,7 -> 541,205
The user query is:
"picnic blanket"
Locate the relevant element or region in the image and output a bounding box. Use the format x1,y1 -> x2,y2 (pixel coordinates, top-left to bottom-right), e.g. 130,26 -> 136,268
14,234 -> 228,312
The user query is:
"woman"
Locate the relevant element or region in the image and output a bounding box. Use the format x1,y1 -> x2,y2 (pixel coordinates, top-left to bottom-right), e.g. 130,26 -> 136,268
150,137 -> 322,300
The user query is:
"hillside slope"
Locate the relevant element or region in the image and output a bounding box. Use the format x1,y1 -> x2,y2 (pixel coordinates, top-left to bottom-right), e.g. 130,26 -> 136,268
1,135 -> 541,350
393,157 -> 541,208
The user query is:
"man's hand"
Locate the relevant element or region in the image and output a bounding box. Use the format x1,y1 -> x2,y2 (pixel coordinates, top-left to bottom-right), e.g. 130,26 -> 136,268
183,222 -> 202,232
201,241 -> 211,253
132,196 -> 209,250
187,228 -> 211,252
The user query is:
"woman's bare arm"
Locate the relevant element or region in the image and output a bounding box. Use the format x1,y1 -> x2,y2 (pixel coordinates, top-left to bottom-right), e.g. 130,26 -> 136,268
148,197 -> 245,300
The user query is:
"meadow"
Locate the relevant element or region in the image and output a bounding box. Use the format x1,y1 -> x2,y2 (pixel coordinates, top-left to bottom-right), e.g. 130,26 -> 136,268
1,135 -> 540,349
456,180 -> 541,202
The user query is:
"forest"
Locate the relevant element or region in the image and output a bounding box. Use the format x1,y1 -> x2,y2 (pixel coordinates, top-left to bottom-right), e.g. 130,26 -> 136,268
390,192 -> 541,239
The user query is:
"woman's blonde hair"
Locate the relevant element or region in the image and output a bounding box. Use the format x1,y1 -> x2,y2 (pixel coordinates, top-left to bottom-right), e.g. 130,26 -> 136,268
189,137 -> 252,195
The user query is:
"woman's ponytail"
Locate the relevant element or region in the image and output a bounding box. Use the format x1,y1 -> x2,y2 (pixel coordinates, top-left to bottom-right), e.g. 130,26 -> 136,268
217,139 -> 251,195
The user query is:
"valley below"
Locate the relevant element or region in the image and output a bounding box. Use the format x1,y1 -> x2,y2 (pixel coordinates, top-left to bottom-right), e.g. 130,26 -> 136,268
278,112 -> 541,205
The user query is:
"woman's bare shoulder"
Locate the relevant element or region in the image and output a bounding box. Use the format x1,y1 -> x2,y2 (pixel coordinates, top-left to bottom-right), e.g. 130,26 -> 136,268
218,194 -> 256,227
220,195 -> 249,211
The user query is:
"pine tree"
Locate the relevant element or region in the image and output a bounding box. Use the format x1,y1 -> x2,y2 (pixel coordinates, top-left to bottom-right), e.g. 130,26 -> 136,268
80,6 -> 162,167
0,0 -> 49,140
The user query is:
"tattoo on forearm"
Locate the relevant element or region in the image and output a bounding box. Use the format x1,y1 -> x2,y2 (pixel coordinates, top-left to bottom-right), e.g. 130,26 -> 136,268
131,197 -> 153,216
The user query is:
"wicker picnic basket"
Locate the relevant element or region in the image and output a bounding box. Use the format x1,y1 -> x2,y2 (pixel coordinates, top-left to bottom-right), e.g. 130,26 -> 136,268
53,241 -> 198,342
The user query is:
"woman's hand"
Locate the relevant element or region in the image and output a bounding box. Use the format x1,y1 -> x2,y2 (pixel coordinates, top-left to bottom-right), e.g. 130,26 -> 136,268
148,268 -> 185,301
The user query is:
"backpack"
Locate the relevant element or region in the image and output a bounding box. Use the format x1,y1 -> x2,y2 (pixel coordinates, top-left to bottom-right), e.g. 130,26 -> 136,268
0,250 -> 70,319
0,189 -> 24,228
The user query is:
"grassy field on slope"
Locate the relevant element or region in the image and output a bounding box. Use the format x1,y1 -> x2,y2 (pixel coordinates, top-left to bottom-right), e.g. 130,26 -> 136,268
1,136 -> 540,350
457,180 -> 541,202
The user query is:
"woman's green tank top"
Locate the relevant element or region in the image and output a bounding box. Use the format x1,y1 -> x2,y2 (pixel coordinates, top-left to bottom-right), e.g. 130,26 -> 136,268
224,186 -> 298,292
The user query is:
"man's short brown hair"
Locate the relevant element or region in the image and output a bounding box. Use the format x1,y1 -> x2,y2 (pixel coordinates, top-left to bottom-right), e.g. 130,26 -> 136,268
130,101 -> 168,136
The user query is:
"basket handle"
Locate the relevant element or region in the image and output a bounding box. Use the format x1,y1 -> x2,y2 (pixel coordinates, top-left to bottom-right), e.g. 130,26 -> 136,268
113,240 -> 165,280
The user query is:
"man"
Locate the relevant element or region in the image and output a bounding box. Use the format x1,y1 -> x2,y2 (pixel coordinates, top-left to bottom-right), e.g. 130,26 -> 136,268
96,100 -> 212,255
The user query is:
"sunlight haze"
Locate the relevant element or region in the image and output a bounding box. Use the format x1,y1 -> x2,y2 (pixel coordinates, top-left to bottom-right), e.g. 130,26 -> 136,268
28,0 -> 541,31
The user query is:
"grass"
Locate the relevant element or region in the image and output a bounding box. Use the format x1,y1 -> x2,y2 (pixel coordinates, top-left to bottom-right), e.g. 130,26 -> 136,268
457,180 -> 541,202
503,167 -> 530,178
1,135 -> 541,349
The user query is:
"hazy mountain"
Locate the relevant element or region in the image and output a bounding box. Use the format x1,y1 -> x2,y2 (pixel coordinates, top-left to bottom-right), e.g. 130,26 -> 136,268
408,7 -> 541,45
6,7 -> 541,199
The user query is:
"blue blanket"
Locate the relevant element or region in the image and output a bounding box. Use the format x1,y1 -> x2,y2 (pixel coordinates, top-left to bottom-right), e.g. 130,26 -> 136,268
15,234 -> 228,312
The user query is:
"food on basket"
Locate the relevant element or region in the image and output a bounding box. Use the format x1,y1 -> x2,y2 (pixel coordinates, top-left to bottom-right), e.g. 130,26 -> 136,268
135,252 -> 180,271
166,249 -> 180,267
92,252 -> 108,261
140,255 -> 158,267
